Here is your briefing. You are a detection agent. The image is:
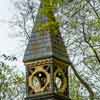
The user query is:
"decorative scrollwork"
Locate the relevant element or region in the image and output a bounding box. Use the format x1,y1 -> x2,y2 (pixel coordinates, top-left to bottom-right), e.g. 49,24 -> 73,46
29,66 -> 50,93
54,67 -> 67,93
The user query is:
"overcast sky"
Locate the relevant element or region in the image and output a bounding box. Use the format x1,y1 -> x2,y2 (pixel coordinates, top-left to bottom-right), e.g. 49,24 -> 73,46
0,0 -> 20,55
0,0 -> 40,71
0,0 -> 39,56
0,0 -> 25,71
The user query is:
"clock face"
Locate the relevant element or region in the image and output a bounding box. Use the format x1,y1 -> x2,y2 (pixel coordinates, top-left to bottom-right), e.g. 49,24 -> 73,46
32,72 -> 47,90
32,76 -> 41,90
29,68 -> 50,93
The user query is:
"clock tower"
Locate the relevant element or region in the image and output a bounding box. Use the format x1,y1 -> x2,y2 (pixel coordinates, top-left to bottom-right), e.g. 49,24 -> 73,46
23,0 -> 70,100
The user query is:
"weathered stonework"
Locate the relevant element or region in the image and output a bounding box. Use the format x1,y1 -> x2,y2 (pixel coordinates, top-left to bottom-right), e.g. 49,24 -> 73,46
23,0 -> 70,100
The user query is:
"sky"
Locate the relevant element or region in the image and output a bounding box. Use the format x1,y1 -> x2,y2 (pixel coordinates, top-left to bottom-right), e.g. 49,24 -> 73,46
0,0 -> 22,55
0,0 -> 40,72
0,0 -> 25,71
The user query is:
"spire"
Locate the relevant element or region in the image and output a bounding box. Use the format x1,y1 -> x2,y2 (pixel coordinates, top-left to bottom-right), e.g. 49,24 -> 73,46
23,0 -> 68,63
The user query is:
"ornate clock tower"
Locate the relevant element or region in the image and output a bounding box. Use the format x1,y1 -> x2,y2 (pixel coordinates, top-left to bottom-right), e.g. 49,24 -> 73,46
23,0 -> 70,100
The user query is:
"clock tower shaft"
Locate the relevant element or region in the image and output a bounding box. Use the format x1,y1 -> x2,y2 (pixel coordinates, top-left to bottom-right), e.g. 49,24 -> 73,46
23,0 -> 70,100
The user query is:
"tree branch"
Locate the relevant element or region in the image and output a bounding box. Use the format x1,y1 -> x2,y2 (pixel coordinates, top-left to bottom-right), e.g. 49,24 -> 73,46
23,16 -> 30,40
69,61 -> 94,100
82,22 -> 100,64
85,0 -> 100,19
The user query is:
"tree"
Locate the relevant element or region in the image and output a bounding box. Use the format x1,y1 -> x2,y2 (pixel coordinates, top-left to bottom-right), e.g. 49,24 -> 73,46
10,0 -> 100,99
0,54 -> 25,100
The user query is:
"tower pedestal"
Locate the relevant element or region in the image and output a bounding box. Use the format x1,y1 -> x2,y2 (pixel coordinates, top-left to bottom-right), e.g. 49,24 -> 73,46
25,93 -> 71,100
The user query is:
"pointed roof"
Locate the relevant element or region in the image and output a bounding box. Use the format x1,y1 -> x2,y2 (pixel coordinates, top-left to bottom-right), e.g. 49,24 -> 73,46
23,1 -> 69,63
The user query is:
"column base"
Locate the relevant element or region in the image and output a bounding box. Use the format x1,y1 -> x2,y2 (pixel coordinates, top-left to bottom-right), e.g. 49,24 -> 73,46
25,93 -> 71,100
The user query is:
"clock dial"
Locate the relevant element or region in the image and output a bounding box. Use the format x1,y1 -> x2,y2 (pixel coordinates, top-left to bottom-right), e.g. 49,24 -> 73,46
32,76 -> 41,90
29,68 -> 50,93
32,72 -> 47,90
36,72 -> 47,87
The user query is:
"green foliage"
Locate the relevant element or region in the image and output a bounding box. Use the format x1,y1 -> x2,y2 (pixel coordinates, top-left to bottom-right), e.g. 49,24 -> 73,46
94,19 -> 100,30
11,0 -> 100,99
40,0 -> 65,17
38,21 -> 59,34
69,71 -> 82,100
70,19 -> 80,29
0,58 -> 25,99
42,0 -> 64,8
91,35 -> 100,43
88,18 -> 100,30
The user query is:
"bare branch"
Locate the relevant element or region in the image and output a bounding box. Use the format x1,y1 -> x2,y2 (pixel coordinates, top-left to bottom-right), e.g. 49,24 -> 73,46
82,22 -> 100,64
85,0 -> 100,19
69,61 -> 94,100
23,16 -> 30,40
